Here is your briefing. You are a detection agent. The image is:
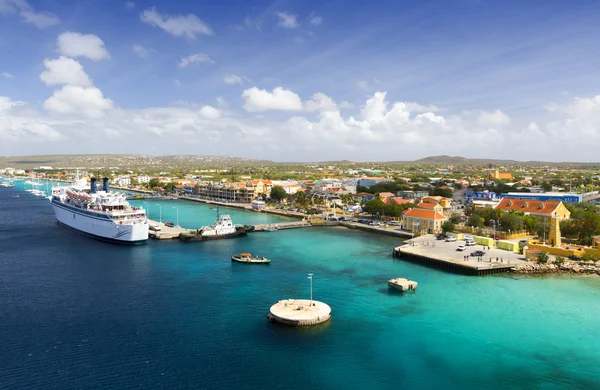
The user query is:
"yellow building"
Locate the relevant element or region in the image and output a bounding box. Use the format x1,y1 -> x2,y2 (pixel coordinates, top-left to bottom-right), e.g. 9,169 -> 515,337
495,198 -> 570,222
401,209 -> 447,234
421,195 -> 452,209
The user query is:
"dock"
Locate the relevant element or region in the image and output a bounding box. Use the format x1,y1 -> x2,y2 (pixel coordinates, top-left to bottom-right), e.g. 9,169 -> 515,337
252,221 -> 311,232
147,220 -> 192,240
388,278 -> 418,292
394,235 -> 523,276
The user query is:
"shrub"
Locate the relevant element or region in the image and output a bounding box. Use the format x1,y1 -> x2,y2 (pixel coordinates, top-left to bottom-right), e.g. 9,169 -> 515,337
537,251 -> 549,264
581,253 -> 597,262
555,256 -> 565,264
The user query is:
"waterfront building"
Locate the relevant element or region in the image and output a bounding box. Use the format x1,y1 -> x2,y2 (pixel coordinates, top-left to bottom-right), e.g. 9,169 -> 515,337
193,181 -> 256,203
401,208 -> 447,234
495,198 -> 571,222
500,192 -> 582,204
251,199 -> 266,210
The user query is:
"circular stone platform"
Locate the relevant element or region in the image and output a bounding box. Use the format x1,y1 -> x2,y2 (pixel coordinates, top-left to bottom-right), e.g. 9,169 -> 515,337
267,299 -> 331,327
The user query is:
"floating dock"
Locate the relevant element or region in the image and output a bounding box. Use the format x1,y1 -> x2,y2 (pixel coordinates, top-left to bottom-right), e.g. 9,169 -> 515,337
388,278 -> 418,292
267,299 -> 331,327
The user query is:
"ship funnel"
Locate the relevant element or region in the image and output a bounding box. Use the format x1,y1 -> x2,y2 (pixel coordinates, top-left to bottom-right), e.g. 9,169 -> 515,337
90,177 -> 97,193
103,177 -> 109,193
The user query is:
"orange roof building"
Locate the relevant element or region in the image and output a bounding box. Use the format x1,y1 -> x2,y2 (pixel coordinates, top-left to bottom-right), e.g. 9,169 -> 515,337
401,208 -> 447,234
495,198 -> 570,221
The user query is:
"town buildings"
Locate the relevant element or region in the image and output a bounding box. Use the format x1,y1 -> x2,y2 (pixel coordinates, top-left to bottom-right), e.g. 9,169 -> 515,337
495,198 -> 571,222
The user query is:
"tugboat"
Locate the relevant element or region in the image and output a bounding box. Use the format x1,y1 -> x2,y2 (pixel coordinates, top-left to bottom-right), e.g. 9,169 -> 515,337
179,207 -> 249,242
231,253 -> 271,264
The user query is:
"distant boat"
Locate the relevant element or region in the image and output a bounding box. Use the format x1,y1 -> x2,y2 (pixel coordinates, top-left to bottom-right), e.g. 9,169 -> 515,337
231,253 -> 271,264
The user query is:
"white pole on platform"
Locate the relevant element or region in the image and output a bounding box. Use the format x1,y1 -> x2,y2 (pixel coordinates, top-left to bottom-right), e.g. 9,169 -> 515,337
172,206 -> 179,227
155,204 -> 162,223
308,273 -> 313,307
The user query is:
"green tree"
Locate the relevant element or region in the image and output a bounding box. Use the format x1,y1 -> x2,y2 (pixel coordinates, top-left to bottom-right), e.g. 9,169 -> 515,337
149,178 -> 160,188
523,215 -> 539,233
270,186 -> 287,202
537,251 -> 549,263
467,214 -> 483,228
441,221 -> 455,233
500,213 -> 524,232
430,187 -> 453,198
163,183 -> 175,193
554,256 -> 565,264
541,182 -> 553,192
363,198 -> 386,216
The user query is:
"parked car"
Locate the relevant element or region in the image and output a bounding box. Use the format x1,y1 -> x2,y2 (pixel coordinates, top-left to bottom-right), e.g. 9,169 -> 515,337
465,240 -> 477,246
470,250 -> 486,257
149,224 -> 161,231
445,236 -> 457,242
519,239 -> 528,245
436,234 -> 446,240
389,221 -> 401,226
338,216 -> 346,221
456,244 -> 466,251
164,222 -> 174,227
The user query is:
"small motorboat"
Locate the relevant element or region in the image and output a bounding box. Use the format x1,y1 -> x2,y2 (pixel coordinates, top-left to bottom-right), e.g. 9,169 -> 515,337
231,253 -> 271,264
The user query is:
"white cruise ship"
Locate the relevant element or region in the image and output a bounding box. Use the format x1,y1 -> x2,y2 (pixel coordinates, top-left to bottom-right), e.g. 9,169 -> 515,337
50,174 -> 148,244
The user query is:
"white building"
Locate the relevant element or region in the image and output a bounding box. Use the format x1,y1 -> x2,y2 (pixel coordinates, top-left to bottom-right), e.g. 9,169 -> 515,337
115,176 -> 131,187
134,175 -> 151,184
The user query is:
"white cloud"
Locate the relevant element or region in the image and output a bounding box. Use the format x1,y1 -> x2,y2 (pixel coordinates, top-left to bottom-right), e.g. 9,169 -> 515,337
357,80 -> 369,91
277,12 -> 298,29
44,85 -> 114,118
224,75 -> 243,85
242,87 -> 303,112
40,56 -> 92,87
0,96 -> 62,141
199,105 -> 220,120
57,32 -> 110,61
132,44 -> 149,58
0,0 -> 59,29
125,1 -> 134,9
305,92 -> 337,112
309,12 -> 322,26
179,53 -> 214,68
477,109 -> 511,127
140,7 -> 214,38
2,71 -> 14,78
404,102 -> 441,113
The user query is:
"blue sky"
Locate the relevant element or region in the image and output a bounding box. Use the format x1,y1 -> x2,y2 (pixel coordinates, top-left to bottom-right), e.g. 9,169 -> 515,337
2,0 -> 600,161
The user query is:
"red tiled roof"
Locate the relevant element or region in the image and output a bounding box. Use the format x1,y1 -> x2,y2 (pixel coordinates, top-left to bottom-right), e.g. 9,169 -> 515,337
378,192 -> 395,198
496,198 -> 561,215
402,209 -> 446,220
417,202 -> 439,209
384,197 -> 413,205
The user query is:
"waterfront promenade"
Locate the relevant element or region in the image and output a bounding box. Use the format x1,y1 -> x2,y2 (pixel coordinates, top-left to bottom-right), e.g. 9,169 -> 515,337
395,235 -> 525,275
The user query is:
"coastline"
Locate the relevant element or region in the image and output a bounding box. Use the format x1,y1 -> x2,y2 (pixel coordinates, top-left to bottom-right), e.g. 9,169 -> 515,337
513,261 -> 600,275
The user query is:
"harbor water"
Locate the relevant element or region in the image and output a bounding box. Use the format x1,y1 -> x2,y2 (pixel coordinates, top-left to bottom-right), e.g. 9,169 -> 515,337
1,183 -> 600,389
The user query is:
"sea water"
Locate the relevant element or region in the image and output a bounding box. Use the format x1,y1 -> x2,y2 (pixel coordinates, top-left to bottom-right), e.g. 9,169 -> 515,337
1,183 -> 599,389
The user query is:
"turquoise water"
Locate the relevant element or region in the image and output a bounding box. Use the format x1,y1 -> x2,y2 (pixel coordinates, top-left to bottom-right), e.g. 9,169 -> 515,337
2,180 -> 600,389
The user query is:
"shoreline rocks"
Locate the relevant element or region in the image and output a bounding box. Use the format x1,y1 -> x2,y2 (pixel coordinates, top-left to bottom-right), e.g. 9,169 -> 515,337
513,261 -> 600,275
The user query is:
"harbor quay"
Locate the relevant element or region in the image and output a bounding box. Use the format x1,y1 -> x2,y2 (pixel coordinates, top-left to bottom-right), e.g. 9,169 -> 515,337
394,235 -> 526,276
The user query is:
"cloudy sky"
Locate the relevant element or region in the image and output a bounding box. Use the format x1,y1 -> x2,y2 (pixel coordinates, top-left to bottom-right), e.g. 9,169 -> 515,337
2,0 -> 600,161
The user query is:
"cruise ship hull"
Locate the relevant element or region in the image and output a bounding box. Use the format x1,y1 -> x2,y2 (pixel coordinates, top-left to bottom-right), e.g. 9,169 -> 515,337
51,200 -> 148,244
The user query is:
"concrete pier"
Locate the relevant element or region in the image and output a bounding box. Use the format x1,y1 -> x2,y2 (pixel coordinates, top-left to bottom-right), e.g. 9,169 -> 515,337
394,235 -> 523,276
267,299 -> 331,327
147,220 -> 192,240
252,221 -> 311,232
388,278 -> 418,292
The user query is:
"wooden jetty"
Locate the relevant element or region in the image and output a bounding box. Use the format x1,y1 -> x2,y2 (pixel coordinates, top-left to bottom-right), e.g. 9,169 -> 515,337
388,278 -> 418,292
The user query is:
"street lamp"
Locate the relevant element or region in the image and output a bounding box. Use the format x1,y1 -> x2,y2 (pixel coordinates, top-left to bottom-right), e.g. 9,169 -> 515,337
143,202 -> 150,219
308,273 -> 313,307
172,206 -> 179,227
155,204 -> 162,223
